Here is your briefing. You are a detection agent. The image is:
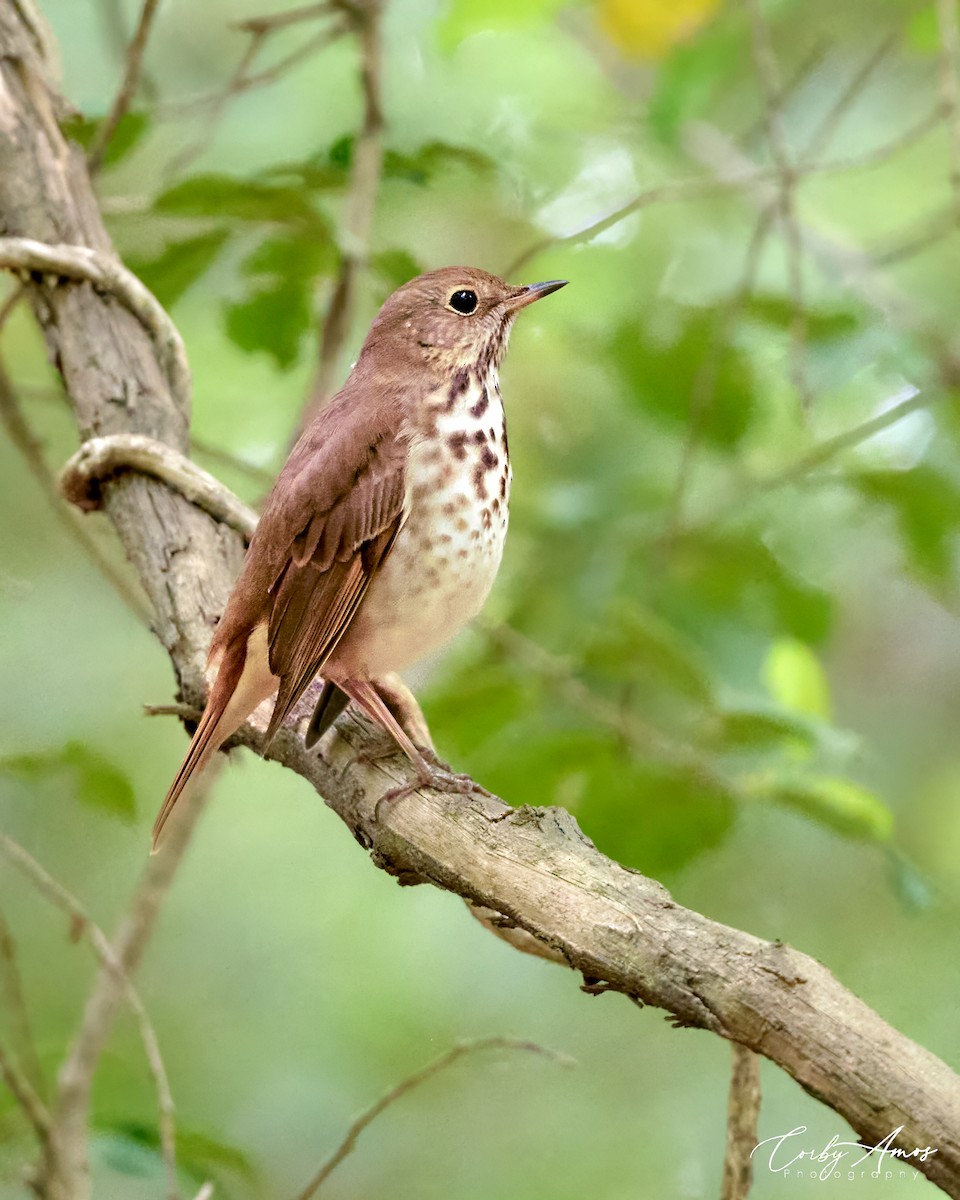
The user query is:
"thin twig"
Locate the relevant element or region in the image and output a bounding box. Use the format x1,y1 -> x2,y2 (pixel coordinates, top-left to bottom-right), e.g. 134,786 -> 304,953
0,238 -> 190,413
0,1039 -> 51,1145
936,0 -> 960,219
0,362 -> 153,626
189,434 -> 275,486
0,833 -> 179,1198
0,907 -> 47,1102
745,0 -> 810,411
303,0 -> 385,425
295,1037 -> 569,1199
502,106 -> 942,281
61,433 -> 259,540
159,19 -> 346,124
88,0 -> 162,173
721,1044 -> 762,1200
234,2 -> 333,34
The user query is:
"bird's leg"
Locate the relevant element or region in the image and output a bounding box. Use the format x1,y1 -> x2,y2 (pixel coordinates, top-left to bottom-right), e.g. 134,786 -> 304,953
338,679 -> 488,809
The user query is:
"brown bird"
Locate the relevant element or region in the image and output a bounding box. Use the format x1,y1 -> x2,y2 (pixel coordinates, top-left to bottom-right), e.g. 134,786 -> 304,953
153,266 -> 566,848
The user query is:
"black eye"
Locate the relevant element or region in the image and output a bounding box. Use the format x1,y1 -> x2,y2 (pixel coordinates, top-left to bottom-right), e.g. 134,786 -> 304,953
448,289 -> 478,315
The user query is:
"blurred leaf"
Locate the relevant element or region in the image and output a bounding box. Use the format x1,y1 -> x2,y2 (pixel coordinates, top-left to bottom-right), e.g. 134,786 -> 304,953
747,771 -> 893,843
225,278 -> 312,370
224,233 -> 336,369
384,141 -> 494,184
583,603 -> 716,705
437,0 -> 570,51
669,530 -> 833,642
371,248 -> 423,290
703,705 -> 818,755
647,23 -> 738,142
0,742 -> 136,822
61,111 -> 150,167
762,637 -> 832,720
128,229 -> 229,308
611,309 -> 755,449
424,656 -> 529,756
854,466 -> 960,584
496,729 -> 736,874
599,0 -> 722,60
744,294 -> 862,342
110,1122 -> 257,1188
240,232 -> 335,280
886,850 -> 937,913
156,174 -> 327,231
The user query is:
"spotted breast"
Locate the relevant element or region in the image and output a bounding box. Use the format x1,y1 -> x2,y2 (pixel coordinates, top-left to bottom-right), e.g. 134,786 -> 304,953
329,366 -> 511,679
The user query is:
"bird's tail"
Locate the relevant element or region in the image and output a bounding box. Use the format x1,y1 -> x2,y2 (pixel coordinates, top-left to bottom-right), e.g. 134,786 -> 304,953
152,628 -> 276,850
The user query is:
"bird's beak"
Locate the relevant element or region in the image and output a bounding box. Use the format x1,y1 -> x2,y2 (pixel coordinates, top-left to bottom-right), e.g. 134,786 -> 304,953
505,279 -> 568,312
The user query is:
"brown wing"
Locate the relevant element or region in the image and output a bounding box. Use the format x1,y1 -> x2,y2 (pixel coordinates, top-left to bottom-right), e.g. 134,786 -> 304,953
263,439 -> 406,740
212,381 -> 409,747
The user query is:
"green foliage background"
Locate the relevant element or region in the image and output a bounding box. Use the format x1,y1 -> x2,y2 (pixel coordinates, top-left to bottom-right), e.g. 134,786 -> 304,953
2,0 -> 960,1195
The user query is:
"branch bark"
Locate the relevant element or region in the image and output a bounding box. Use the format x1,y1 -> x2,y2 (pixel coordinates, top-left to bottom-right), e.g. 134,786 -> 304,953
2,6 -> 960,1199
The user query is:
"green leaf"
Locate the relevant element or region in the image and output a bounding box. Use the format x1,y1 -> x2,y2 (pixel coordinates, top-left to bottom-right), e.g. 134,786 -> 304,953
493,729 -> 736,875
703,705 -> 818,755
647,26 -> 739,145
61,111 -> 150,167
744,294 -> 862,342
127,229 -> 229,308
0,742 -> 136,822
583,603 -> 716,705
383,141 -> 494,184
240,232 -> 335,280
668,530 -> 833,642
886,850 -> 937,913
106,1122 -> 257,1188
854,466 -> 960,585
610,309 -> 756,449
746,771 -> 893,843
224,277 -> 313,370
155,174 -> 327,231
762,637 -> 832,720
223,233 -> 336,369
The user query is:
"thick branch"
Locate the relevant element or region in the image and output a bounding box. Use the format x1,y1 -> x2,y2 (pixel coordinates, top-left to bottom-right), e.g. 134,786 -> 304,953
1,7 -> 959,1199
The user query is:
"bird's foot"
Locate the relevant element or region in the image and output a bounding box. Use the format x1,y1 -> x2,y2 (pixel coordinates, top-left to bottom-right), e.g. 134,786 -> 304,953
372,750 -> 490,821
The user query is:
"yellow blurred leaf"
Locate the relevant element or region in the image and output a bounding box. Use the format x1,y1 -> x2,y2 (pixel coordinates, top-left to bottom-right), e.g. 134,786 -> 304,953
598,0 -> 722,58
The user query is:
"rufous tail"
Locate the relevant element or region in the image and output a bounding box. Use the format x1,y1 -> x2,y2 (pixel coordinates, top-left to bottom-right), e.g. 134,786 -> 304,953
152,629 -> 276,850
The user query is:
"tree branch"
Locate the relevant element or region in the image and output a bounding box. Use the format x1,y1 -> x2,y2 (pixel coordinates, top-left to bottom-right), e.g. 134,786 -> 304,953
2,7 -> 960,1198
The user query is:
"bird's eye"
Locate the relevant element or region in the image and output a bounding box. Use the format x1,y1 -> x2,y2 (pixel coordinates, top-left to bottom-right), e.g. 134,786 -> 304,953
448,289 -> 478,315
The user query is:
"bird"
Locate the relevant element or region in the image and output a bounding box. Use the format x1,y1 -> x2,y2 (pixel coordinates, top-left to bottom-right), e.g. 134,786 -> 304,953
153,266 -> 567,848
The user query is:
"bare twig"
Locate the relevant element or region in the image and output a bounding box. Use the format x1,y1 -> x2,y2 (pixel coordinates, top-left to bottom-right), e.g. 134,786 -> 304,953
0,238 -> 190,413
937,0 -> 960,218
0,908 -> 47,1103
0,364 -> 153,627
745,0 -> 810,411
189,436 -> 275,487
303,0 -> 385,424
721,1044 -> 762,1200
61,433 -> 259,540
234,2 -> 333,35
0,833 -> 179,1199
295,1037 -> 569,1199
0,1038 -> 51,1146
88,0 -> 162,173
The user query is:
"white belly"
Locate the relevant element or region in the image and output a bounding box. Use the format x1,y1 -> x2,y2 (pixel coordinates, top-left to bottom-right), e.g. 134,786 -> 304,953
330,374 -> 511,678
